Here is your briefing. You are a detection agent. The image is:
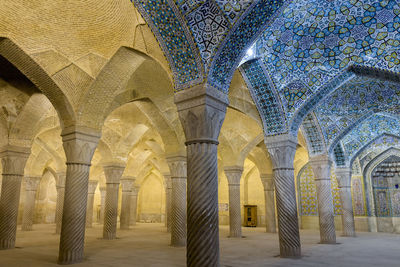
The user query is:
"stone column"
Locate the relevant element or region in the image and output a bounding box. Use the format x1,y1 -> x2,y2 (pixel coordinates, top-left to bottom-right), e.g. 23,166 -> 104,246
175,84 -> 228,267
86,180 -> 98,228
102,163 -> 125,240
310,155 -> 336,244
55,172 -> 66,234
58,126 -> 100,264
224,166 -> 243,238
21,176 -> 41,231
163,174 -> 172,232
336,167 -> 356,237
167,156 -> 187,247
129,185 -> 139,226
265,135 -> 301,258
120,177 -> 134,230
99,186 -> 106,223
260,173 -> 277,233
0,145 -> 30,250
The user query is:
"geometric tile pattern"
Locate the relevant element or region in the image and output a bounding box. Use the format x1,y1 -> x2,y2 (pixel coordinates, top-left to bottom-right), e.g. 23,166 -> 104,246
341,113 -> 400,161
298,163 -> 342,216
209,0 -> 288,92
133,0 -> 204,90
316,76 -> 400,148
351,177 -> 366,216
256,0 -> 400,89
134,0 -> 286,91
301,113 -> 325,155
240,59 -> 287,135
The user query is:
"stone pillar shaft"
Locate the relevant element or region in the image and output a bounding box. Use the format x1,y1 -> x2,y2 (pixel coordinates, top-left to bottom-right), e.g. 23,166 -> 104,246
175,84 -> 228,267
58,127 -> 100,265
336,168 -> 356,237
164,175 -> 172,232
266,135 -> 301,258
55,173 -> 66,234
167,157 -> 187,247
21,177 -> 41,231
129,187 -> 139,226
103,164 -> 124,240
261,174 -> 276,233
86,180 -> 98,228
0,146 -> 30,250
99,186 -> 106,223
310,155 -> 336,244
120,178 -> 134,230
225,167 -> 243,238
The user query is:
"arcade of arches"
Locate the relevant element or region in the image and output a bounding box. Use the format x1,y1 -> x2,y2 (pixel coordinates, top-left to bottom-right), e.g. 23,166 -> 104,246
0,1 -> 400,266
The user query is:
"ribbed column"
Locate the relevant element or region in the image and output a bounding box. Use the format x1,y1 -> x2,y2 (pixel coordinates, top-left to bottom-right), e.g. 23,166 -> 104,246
164,174 -> 172,232
261,173 -> 277,233
224,166 -> 243,238
129,185 -> 139,226
21,176 -> 41,231
55,172 -> 66,234
120,177 -> 134,230
336,167 -> 356,237
85,180 -> 98,228
0,145 -> 30,250
175,84 -> 228,267
58,126 -> 100,265
265,135 -> 301,258
167,156 -> 187,247
310,155 -> 336,244
99,186 -> 106,223
103,163 -> 125,240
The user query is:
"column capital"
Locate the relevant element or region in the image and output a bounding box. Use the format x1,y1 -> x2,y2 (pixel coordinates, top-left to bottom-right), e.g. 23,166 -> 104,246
61,126 -> 100,165
224,166 -> 243,185
130,185 -> 140,196
335,167 -> 352,188
24,176 -> 41,191
88,180 -> 98,194
309,154 -> 332,181
264,134 -> 297,169
120,178 -> 135,192
167,156 -> 187,178
0,145 -> 30,175
260,173 -> 274,191
103,163 -> 125,184
99,186 -> 106,193
174,83 -> 228,144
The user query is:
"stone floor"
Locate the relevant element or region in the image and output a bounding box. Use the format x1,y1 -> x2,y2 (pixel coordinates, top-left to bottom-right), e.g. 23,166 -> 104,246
0,223 -> 399,267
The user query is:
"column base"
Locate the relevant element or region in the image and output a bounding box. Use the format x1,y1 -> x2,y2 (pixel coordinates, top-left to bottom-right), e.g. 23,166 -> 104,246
0,239 -> 15,250
319,241 -> 338,244
103,233 -> 117,240
58,250 -> 84,265
280,246 -> 301,258
171,240 -> 186,247
120,226 -> 130,230
21,226 -> 33,231
341,233 -> 356,237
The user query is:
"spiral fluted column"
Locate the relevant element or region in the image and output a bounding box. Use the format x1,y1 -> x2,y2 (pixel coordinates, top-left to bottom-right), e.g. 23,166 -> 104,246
336,167 -> 356,237
58,126 -> 100,264
21,176 -> 41,231
167,156 -> 187,247
265,135 -> 301,258
129,185 -> 139,226
120,177 -> 134,230
164,174 -> 172,232
99,186 -> 106,223
261,173 -> 277,233
85,180 -> 98,228
0,145 -> 30,250
224,166 -> 243,238
310,155 -> 336,244
103,163 -> 125,240
175,84 -> 228,267
55,172 -> 66,234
